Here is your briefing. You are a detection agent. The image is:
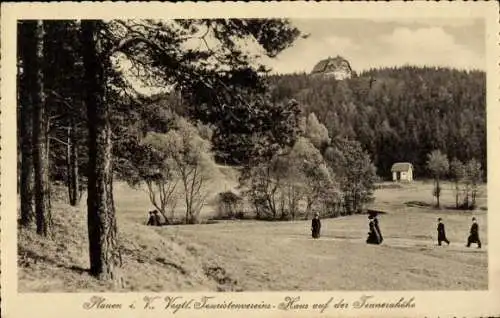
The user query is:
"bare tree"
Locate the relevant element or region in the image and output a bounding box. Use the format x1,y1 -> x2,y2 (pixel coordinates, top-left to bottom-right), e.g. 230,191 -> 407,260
143,118 -> 216,224
426,150 -> 449,208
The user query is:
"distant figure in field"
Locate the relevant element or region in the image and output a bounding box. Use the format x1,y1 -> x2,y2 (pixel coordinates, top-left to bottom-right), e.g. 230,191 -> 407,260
366,215 -> 382,245
373,214 -> 383,244
146,210 -> 157,226
153,210 -> 162,226
466,217 -> 481,248
311,213 -> 321,239
437,217 -> 450,246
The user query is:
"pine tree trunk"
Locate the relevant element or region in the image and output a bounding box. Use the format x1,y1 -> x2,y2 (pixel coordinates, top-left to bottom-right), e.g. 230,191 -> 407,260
67,119 -> 80,206
30,20 -> 53,237
19,22 -> 35,227
81,21 -> 120,281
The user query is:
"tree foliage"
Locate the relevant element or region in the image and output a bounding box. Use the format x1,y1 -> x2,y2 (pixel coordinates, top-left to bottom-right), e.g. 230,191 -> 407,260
143,118 -> 217,224
324,138 -> 377,214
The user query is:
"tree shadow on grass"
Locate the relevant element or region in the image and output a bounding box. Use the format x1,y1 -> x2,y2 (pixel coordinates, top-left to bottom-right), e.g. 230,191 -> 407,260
404,201 -> 433,208
18,246 -> 89,275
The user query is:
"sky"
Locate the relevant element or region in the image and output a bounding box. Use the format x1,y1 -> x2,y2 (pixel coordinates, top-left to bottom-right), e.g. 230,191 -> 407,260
259,18 -> 486,74
124,18 -> 485,95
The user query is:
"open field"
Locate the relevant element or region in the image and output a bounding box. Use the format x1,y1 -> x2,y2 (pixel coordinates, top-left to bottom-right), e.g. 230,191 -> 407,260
18,169 -> 488,292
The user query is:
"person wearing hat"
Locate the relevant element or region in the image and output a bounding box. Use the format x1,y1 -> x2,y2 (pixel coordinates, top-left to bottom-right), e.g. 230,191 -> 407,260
311,212 -> 321,239
366,215 -> 381,245
373,214 -> 383,244
466,217 -> 481,248
437,217 -> 450,246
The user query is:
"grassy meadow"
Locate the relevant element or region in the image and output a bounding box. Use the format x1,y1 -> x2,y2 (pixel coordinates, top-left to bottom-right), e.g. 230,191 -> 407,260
18,167 -> 488,292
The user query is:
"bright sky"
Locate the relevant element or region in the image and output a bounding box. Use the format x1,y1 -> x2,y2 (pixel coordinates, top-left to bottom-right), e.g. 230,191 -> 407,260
260,18 -> 485,74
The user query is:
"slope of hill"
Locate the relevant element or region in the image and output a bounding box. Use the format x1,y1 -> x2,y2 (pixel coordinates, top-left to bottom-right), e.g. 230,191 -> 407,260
18,202 -> 241,292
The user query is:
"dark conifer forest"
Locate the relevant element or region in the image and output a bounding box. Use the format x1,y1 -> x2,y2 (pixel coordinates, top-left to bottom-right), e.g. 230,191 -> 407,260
267,67 -> 486,180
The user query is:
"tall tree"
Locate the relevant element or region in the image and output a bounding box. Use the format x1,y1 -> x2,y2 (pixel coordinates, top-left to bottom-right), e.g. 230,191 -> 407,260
426,149 -> 449,208
18,22 -> 35,227
29,20 -> 53,237
80,18 -> 300,281
81,20 -> 121,280
66,117 -> 80,205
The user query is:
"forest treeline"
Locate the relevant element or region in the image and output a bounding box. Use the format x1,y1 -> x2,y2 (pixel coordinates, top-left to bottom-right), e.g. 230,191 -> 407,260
267,67 -> 486,180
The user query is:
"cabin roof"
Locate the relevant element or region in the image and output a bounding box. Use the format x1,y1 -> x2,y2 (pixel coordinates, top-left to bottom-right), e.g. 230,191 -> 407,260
391,162 -> 413,172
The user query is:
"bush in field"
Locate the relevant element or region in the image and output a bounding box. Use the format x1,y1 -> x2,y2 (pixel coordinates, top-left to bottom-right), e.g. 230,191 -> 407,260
241,154 -> 289,220
463,158 -> 483,209
448,157 -> 483,210
216,191 -> 244,219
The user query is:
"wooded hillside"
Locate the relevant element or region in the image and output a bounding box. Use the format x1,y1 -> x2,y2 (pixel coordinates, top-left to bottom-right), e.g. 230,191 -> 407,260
268,67 -> 486,179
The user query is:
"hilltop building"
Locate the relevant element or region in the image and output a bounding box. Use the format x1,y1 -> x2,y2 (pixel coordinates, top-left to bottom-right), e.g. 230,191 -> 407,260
391,162 -> 414,182
311,56 -> 353,80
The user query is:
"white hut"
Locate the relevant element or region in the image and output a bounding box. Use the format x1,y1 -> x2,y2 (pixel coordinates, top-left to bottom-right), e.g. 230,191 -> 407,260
391,162 -> 413,182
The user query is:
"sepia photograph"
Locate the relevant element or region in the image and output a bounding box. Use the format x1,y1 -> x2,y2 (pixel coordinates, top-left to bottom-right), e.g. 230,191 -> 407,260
1,2 -> 500,317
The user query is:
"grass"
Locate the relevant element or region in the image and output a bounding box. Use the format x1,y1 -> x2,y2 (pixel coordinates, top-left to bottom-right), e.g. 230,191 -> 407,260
18,170 -> 488,292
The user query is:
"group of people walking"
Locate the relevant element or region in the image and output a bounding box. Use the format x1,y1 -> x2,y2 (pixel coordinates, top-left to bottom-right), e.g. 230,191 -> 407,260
310,213 -> 482,249
437,216 -> 481,248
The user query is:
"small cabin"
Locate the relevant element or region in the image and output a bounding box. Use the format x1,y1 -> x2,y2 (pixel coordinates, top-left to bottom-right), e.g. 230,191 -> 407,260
391,162 -> 413,182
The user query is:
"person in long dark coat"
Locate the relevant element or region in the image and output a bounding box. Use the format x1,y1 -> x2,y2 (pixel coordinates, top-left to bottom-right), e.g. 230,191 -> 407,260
146,211 -> 157,226
373,215 -> 383,243
311,213 -> 321,239
366,215 -> 382,245
466,217 -> 481,248
153,210 -> 162,226
437,217 -> 450,246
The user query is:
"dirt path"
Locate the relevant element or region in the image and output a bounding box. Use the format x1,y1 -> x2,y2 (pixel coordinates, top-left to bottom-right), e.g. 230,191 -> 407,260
286,235 -> 487,252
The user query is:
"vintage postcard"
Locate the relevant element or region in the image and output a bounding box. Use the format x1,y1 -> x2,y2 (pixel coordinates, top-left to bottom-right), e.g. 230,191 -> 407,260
1,1 -> 499,317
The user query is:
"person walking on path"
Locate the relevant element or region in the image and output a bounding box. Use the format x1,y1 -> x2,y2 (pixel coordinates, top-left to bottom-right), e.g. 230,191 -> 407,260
437,217 -> 450,246
146,210 -> 157,226
366,215 -> 382,245
373,214 -> 383,244
311,213 -> 321,239
466,217 -> 481,248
